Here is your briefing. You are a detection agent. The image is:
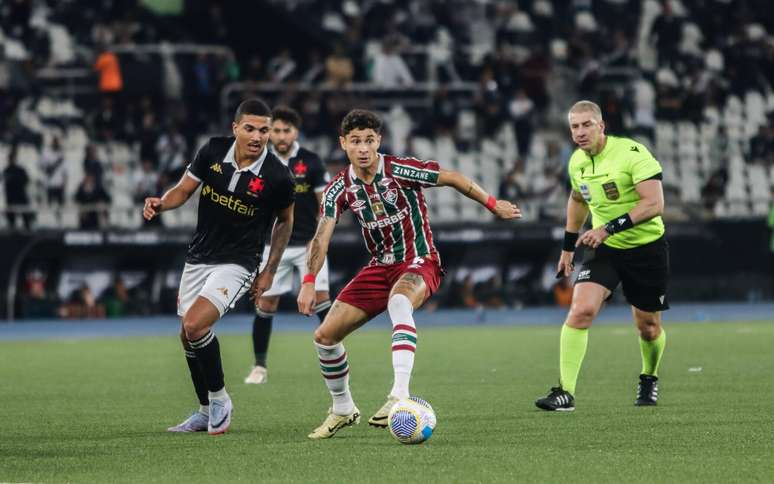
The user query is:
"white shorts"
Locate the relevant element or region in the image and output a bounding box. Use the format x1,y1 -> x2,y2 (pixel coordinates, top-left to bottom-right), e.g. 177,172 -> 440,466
259,245 -> 329,297
177,263 -> 255,317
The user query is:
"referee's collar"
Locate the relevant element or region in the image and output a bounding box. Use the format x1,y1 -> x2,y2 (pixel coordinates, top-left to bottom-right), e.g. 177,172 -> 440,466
223,141 -> 268,174
270,141 -> 300,165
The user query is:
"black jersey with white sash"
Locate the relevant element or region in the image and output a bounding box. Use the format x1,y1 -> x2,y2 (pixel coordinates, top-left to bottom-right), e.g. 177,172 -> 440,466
185,136 -> 295,271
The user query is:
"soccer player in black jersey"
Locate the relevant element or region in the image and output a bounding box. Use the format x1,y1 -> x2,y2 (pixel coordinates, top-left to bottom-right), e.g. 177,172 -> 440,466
245,106 -> 332,384
143,99 -> 295,434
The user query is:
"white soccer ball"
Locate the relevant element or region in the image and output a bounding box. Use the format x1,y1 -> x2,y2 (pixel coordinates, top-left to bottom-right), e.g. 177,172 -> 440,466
387,396 -> 436,444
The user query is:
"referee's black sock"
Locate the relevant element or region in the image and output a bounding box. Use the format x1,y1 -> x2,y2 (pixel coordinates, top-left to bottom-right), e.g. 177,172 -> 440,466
184,349 -> 209,406
315,300 -> 332,325
188,330 -> 225,392
252,309 -> 274,367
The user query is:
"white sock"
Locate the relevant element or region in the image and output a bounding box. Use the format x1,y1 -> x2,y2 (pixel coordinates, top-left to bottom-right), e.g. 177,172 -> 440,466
208,388 -> 228,402
314,341 -> 354,415
198,404 -> 209,416
388,294 -> 416,400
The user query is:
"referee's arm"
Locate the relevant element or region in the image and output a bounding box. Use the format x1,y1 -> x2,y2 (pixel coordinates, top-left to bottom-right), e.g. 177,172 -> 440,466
565,190 -> 590,233
629,179 -> 664,224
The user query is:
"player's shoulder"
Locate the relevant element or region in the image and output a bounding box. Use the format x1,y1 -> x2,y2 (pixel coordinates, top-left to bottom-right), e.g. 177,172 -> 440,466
384,153 -> 429,166
568,148 -> 587,169
609,135 -> 652,156
205,136 -> 235,154
264,151 -> 294,178
297,146 -> 321,160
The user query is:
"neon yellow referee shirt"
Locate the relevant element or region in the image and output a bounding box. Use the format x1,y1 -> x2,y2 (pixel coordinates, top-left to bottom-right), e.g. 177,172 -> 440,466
568,135 -> 665,249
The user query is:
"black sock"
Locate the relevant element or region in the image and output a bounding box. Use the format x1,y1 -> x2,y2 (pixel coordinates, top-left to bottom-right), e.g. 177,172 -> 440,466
184,350 -> 209,406
315,300 -> 332,325
252,311 -> 273,367
188,330 -> 225,392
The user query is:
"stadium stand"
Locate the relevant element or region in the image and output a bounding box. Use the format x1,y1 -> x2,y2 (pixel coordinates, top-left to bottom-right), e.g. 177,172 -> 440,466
0,0 -> 772,228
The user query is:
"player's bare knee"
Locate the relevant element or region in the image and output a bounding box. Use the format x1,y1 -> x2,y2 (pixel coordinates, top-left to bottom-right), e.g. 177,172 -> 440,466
313,327 -> 339,346
182,315 -> 208,341
636,313 -> 661,340
567,304 -> 597,328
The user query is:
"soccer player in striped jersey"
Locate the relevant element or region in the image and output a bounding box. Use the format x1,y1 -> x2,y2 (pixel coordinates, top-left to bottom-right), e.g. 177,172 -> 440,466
298,109 -> 521,439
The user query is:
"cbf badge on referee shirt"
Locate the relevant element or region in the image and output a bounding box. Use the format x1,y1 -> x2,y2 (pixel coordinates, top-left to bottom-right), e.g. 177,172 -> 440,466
602,181 -> 620,200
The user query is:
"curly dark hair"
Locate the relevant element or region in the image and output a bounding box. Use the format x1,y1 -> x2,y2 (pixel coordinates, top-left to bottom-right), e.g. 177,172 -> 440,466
271,105 -> 302,128
340,109 -> 383,136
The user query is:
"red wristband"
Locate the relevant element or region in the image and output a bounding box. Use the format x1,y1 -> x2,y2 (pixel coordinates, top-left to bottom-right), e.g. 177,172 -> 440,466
302,273 -> 316,284
485,195 -> 497,212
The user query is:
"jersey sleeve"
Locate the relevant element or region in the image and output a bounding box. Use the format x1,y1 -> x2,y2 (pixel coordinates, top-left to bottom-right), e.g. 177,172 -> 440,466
320,174 -> 348,221
273,167 -> 296,210
186,139 -> 211,182
389,157 -> 440,189
630,144 -> 663,184
309,155 -> 330,193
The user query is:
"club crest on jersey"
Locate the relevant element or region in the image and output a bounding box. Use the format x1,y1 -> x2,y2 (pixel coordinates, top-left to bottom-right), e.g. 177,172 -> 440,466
351,199 -> 367,213
293,160 -> 307,177
602,181 -> 620,200
382,188 -> 398,205
210,163 -> 222,174
247,177 -> 264,197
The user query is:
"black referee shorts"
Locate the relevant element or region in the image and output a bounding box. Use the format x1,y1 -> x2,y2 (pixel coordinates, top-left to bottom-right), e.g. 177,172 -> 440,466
574,236 -> 670,312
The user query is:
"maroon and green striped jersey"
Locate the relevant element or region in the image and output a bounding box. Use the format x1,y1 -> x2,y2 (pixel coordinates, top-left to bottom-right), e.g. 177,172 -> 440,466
321,154 -> 440,265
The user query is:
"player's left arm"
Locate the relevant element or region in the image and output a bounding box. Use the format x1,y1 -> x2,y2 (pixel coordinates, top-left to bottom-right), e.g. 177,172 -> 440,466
251,204 -> 294,300
436,169 -> 521,220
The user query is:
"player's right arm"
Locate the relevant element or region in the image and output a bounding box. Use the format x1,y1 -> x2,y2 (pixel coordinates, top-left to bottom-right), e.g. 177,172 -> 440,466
143,172 -> 200,220
297,216 -> 336,315
557,190 -> 590,278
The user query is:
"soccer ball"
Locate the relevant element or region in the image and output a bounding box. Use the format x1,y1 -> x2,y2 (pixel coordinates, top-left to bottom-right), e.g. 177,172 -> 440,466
387,396 -> 436,444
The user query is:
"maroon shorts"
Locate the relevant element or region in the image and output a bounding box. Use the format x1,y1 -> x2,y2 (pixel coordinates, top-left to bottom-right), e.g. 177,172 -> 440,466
336,256 -> 443,319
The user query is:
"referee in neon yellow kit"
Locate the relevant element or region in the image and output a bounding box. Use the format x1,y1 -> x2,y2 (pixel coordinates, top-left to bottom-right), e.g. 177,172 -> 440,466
536,100 -> 668,411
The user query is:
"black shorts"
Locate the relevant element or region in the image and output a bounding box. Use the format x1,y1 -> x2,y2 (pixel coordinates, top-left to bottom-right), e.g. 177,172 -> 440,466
575,236 -> 670,312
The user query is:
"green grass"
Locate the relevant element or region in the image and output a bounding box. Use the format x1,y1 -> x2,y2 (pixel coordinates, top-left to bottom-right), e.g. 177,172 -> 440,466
1,321 -> 773,483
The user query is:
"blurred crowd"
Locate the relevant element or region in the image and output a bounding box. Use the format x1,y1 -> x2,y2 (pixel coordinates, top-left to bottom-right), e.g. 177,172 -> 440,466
2,0 -> 774,315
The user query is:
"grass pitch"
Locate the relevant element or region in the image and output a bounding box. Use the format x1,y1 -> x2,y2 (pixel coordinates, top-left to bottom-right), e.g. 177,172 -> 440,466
1,320 -> 773,483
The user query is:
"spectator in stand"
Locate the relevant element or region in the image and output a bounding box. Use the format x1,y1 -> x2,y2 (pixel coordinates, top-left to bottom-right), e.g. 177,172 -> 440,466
700,166 -> 729,214
94,44 -> 123,96
499,161 -> 529,203
325,43 -> 354,88
2,144 -> 34,230
83,144 -> 105,184
100,276 -> 130,317
156,124 -> 187,180
266,48 -> 297,82
749,123 -> 773,166
508,88 -> 535,157
40,136 -> 67,205
134,159 -> 162,227
649,1 -> 683,68
59,283 -> 105,319
74,172 -> 111,229
371,36 -> 414,87
20,269 -> 58,319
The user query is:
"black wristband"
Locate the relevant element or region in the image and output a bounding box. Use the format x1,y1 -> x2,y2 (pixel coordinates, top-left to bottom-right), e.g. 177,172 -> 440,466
562,231 -> 579,251
604,213 -> 634,235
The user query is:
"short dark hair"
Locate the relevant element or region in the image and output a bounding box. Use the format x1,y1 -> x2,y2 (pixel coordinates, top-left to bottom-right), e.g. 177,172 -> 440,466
234,98 -> 271,122
271,105 -> 302,129
340,109 -> 383,136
